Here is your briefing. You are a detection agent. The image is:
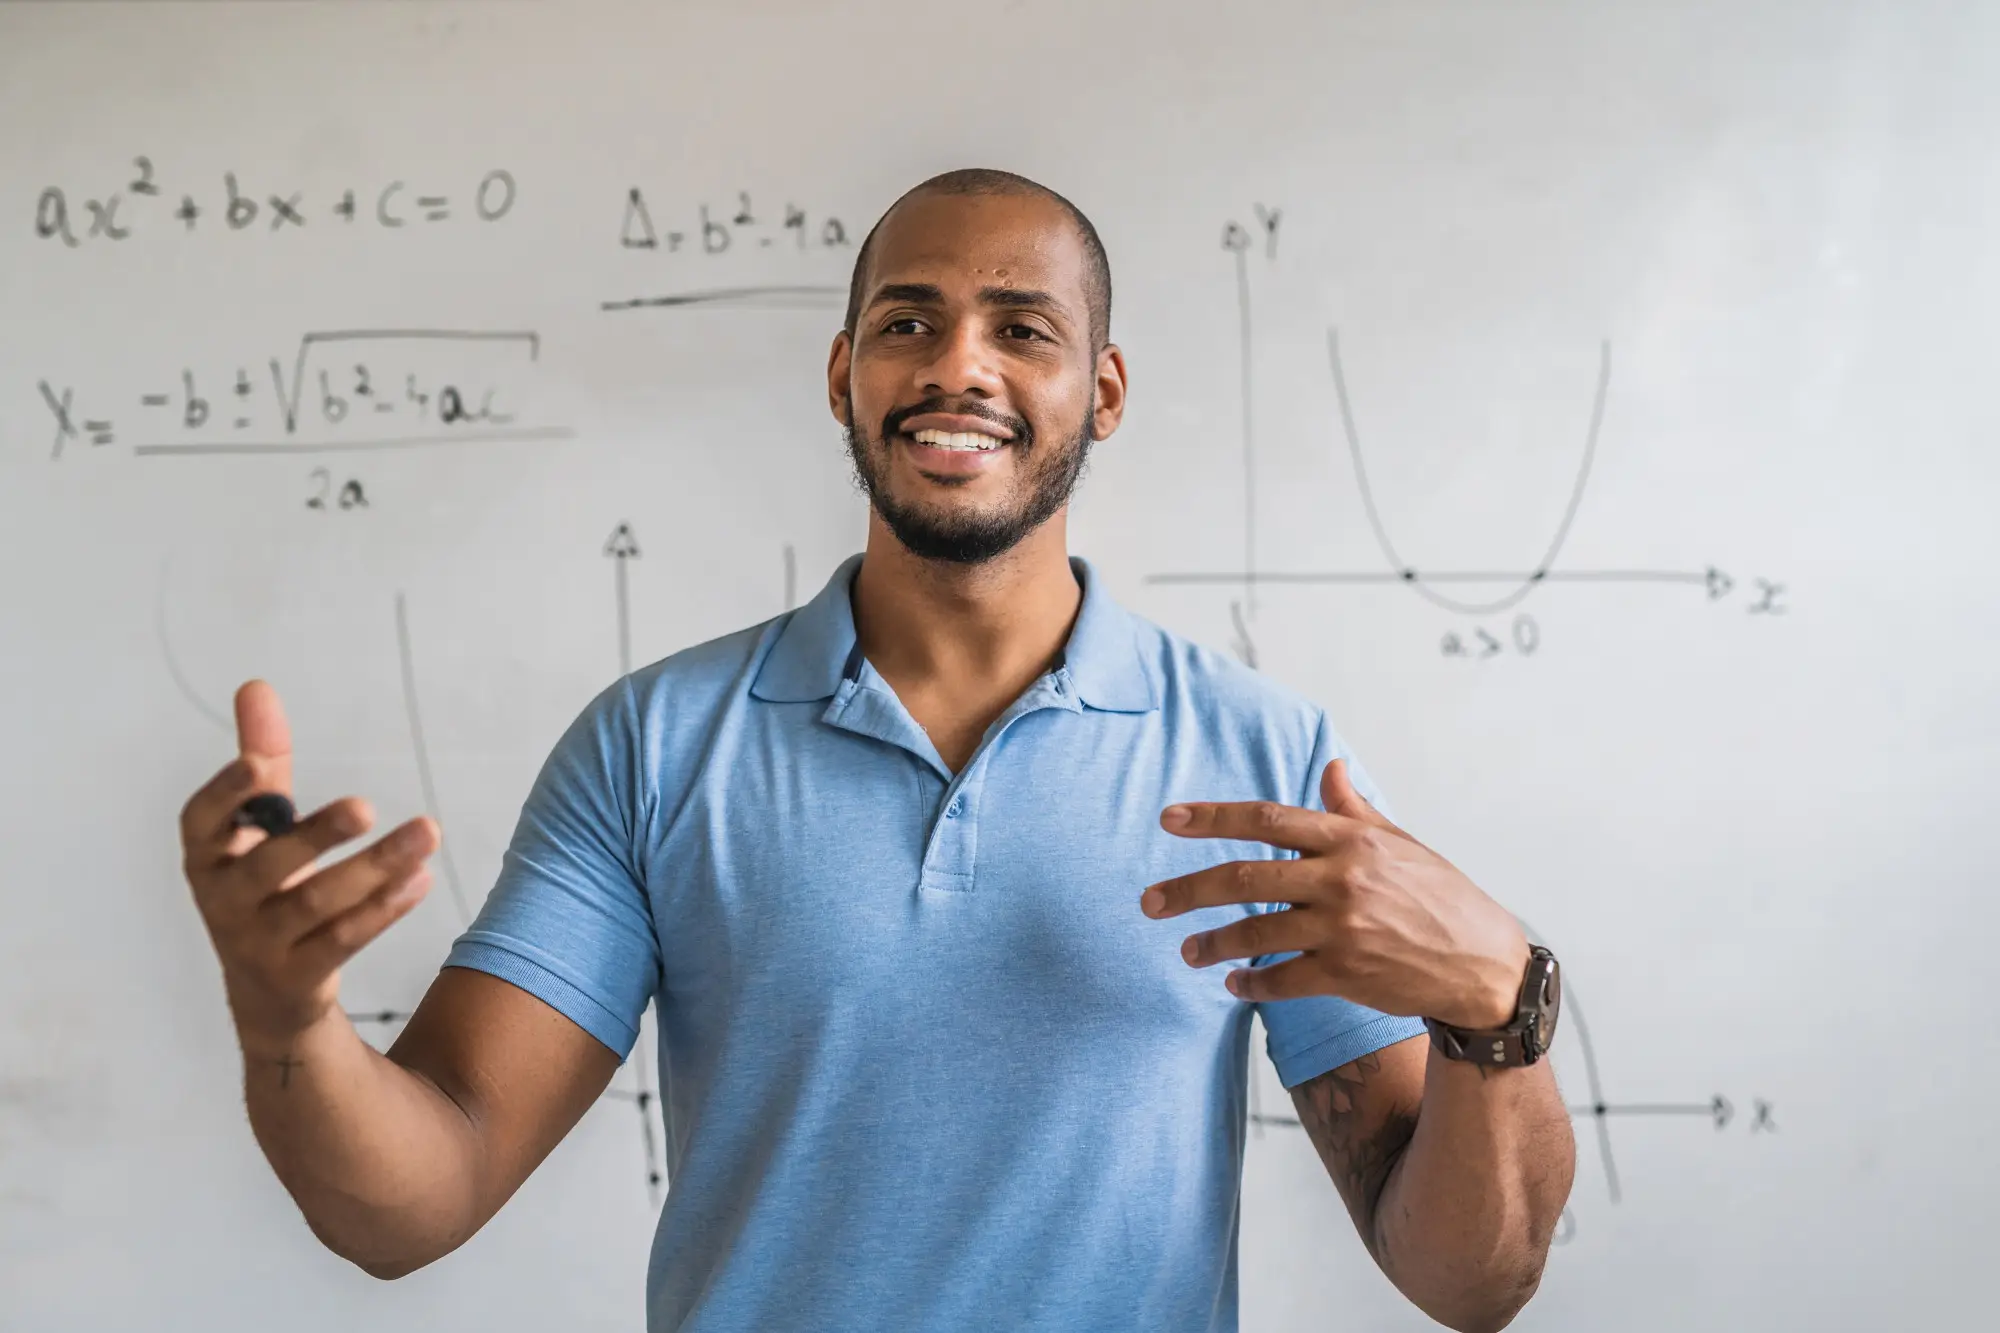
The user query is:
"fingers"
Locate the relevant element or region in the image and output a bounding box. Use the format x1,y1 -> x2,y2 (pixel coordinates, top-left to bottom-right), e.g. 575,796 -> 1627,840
1176,903 -> 1318,968
260,816 -> 438,944
181,751 -> 304,869
185,812 -> 434,1046
234,679 -> 293,785
178,680 -> 430,1043
233,797 -> 379,902
1219,955 -> 1323,1003
179,754 -> 260,859
292,866 -> 433,977
1319,758 -> 1406,836
181,679 -> 297,868
1159,799 -> 1345,853
1141,856 -> 1329,918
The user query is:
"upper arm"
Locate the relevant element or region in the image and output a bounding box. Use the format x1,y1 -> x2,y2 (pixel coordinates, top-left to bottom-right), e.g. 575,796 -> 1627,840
442,677 -> 662,1056
387,678 -> 661,1236
1289,1033 -> 1429,1264
1276,712 -> 1430,1259
387,966 -> 624,1236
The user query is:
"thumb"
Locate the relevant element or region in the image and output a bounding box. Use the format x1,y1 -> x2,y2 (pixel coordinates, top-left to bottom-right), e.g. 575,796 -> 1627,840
1320,758 -> 1400,832
234,678 -> 294,794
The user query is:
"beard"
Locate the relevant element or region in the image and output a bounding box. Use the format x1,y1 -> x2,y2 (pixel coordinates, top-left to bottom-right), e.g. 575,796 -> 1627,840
843,395 -> 1095,565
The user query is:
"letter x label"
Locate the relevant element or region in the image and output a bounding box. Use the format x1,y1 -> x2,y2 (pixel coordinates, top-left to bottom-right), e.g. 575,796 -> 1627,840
38,380 -> 76,459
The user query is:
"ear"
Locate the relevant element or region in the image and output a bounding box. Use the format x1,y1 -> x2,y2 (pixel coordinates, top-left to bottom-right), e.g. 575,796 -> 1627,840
827,329 -> 854,427
1091,342 -> 1128,441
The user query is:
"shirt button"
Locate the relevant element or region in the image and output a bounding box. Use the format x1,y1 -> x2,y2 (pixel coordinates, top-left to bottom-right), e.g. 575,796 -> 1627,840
945,797 -> 962,819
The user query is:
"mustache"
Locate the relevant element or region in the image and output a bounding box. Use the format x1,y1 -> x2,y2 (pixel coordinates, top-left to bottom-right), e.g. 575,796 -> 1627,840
880,398 -> 1033,446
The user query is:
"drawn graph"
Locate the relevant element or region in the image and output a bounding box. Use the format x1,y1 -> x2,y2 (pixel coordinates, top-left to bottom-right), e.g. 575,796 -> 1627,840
1334,333 -> 1609,617
334,558 -> 675,1196
1200,222 -> 1779,1230
1246,917 -> 1776,1232
1147,221 -> 1787,649
1152,332 -> 1755,605
160,532 -> 805,1206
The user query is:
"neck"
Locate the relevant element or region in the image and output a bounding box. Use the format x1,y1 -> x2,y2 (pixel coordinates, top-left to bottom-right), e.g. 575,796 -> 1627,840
852,511 -> 1082,698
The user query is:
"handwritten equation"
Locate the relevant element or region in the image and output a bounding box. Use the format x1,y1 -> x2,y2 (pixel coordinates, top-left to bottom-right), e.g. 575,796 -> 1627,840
619,187 -> 849,255
34,329 -> 569,458
33,158 -> 517,246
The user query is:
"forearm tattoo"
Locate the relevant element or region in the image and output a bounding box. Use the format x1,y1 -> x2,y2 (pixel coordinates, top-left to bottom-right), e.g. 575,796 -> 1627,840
1291,1053 -> 1419,1262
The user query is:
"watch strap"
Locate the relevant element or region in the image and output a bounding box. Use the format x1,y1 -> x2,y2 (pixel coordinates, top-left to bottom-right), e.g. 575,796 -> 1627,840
1424,1015 -> 1538,1068
1423,945 -> 1558,1068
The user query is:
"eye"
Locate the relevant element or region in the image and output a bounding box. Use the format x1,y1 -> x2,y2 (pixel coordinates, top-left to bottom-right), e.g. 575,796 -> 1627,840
1001,323 -> 1049,342
882,316 -> 929,336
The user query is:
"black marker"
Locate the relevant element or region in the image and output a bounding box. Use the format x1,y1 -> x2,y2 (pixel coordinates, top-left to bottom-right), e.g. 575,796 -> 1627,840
232,792 -> 297,837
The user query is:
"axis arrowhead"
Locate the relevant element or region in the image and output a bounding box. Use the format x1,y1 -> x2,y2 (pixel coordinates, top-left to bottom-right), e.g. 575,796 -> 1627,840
1705,567 -> 1734,600
603,521 -> 641,559
1710,1094 -> 1734,1130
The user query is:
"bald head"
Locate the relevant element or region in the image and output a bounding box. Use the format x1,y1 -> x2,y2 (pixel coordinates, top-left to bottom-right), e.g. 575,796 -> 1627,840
844,168 -> 1113,350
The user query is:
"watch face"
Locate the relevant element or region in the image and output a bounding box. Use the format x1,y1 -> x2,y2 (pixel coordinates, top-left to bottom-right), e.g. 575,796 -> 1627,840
1534,955 -> 1561,1053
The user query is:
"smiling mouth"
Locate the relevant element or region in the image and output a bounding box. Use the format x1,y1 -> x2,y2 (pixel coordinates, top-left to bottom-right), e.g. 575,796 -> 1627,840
907,428 -> 1007,452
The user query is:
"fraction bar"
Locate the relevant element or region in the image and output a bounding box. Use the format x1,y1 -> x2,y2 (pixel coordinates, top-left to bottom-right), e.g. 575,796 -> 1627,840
133,426 -> 576,456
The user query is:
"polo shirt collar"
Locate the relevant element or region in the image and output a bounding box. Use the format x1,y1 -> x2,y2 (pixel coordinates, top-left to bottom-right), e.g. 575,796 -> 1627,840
750,553 -> 1159,714
1057,557 -> 1158,712
748,554 -> 865,703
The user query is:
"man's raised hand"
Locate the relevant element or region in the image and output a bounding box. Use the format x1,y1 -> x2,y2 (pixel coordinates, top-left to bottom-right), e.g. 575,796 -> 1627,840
179,679 -> 438,1048
1140,759 -> 1530,1030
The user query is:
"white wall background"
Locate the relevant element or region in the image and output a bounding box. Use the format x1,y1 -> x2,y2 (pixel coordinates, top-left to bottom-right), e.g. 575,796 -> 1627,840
1,2 -> 1994,1329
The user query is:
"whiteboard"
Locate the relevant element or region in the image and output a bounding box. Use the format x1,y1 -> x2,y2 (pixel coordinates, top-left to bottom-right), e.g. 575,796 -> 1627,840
2,2 -> 1994,1329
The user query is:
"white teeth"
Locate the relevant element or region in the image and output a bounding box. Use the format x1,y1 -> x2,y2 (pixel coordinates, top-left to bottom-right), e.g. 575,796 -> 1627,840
910,428 -> 1005,451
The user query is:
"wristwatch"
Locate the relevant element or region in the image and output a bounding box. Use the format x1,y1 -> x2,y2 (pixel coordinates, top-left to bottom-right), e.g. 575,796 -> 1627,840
1424,945 -> 1561,1068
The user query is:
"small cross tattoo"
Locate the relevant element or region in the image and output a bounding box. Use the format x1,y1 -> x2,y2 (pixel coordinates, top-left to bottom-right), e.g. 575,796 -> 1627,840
274,1054 -> 304,1089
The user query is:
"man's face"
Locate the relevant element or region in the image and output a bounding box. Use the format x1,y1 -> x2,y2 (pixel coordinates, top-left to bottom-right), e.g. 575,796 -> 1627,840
828,191 -> 1125,564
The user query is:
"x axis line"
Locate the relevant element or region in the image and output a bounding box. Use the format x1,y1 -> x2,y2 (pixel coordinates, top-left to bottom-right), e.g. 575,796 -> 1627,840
1146,568 -> 1715,587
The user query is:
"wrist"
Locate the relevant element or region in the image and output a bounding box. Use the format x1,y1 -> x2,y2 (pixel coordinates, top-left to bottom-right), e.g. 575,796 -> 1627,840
1426,941 -> 1562,1069
223,978 -> 341,1058
1451,937 -> 1533,1031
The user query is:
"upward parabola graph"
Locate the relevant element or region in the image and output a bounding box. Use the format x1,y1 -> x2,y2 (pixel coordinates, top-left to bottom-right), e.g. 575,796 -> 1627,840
1145,216 -> 1785,641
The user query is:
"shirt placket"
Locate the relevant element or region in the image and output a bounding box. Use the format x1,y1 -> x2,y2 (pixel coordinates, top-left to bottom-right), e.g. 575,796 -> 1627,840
917,667 -> 1081,894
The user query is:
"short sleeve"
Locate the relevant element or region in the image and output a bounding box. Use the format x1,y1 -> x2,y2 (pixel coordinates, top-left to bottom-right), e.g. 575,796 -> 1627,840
442,677 -> 660,1059
1251,710 -> 1428,1089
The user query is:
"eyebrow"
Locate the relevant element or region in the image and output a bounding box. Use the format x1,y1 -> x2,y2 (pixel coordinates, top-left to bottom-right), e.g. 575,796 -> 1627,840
866,281 -> 1074,323
979,285 -> 1069,320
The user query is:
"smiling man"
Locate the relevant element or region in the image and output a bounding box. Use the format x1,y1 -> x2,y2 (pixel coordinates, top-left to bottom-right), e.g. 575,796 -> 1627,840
179,169 -> 1574,1333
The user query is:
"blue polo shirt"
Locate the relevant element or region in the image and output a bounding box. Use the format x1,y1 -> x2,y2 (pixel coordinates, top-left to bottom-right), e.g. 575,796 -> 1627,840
444,553 -> 1425,1332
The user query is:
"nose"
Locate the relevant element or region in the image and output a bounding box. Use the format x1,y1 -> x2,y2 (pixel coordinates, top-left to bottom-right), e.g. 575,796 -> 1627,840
913,316 -> 1002,401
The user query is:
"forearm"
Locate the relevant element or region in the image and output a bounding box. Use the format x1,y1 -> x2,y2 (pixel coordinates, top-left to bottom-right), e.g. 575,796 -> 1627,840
237,1005 -> 482,1278
1375,1049 -> 1575,1332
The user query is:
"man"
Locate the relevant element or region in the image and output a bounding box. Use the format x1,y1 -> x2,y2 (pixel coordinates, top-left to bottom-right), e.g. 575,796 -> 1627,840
180,169 -> 1574,1332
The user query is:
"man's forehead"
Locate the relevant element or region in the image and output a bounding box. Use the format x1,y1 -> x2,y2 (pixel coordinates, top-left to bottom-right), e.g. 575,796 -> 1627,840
864,191 -> 1085,298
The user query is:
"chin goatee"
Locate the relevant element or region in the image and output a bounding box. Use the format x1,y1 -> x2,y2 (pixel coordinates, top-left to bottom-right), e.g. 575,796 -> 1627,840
843,408 -> 1093,565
